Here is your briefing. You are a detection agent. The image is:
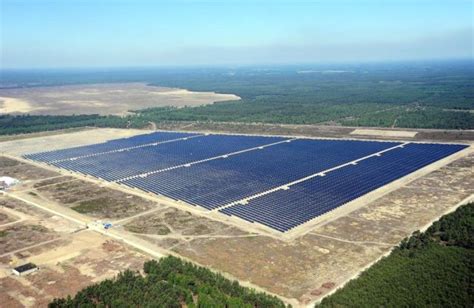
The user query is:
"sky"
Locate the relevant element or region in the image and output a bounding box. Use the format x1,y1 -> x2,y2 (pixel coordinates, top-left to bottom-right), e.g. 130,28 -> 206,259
1,0 -> 473,68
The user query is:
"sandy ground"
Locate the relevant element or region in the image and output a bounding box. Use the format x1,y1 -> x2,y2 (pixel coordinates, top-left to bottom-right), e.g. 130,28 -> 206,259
0,195 -> 148,308
0,97 -> 37,114
0,127 -> 473,307
0,128 -> 148,156
0,128 -> 93,143
0,83 -> 240,116
350,128 -> 418,138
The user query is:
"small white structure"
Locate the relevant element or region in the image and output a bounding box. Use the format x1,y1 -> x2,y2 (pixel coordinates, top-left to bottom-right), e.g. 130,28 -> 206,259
0,176 -> 20,191
12,263 -> 38,276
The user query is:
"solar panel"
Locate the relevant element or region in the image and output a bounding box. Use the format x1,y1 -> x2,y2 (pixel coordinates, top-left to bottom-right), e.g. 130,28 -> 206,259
24,131 -> 199,163
50,134 -> 288,181
220,143 -> 467,231
23,131 -> 468,233
121,139 -> 400,209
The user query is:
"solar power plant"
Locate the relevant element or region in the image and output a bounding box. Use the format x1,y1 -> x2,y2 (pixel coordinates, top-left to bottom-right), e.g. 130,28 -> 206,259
23,131 -> 468,233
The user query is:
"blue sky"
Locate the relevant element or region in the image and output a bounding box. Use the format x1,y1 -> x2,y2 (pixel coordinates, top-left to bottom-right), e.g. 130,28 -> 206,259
1,0 -> 472,68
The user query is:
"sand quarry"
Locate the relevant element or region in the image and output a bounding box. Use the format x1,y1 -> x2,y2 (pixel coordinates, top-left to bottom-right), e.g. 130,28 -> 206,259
0,127 -> 473,307
0,83 -> 240,116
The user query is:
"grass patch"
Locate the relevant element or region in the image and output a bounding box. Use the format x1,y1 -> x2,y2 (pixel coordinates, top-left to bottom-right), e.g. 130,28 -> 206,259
71,198 -> 107,214
29,225 -> 48,232
126,223 -> 171,235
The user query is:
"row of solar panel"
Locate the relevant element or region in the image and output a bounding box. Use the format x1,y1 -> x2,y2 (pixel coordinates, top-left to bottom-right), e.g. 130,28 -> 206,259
47,134 -> 289,181
24,131 -> 199,162
220,143 -> 467,232
120,139 -> 400,209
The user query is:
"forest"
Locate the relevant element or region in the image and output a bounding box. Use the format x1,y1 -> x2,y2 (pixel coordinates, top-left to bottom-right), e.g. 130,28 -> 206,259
49,255 -> 288,307
318,202 -> 474,307
1,60 -> 473,135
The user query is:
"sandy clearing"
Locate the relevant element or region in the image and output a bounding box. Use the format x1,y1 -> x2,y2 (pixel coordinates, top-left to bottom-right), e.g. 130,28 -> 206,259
0,128 -> 148,156
0,83 -> 241,116
350,129 -> 418,138
28,231 -> 105,266
0,97 -> 35,114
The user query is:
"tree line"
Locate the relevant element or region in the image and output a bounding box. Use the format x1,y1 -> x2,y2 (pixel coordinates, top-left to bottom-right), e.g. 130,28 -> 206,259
49,255 -> 288,308
318,202 -> 474,307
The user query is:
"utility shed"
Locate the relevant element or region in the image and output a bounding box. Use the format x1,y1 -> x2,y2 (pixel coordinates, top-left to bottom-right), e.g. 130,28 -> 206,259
12,263 -> 38,276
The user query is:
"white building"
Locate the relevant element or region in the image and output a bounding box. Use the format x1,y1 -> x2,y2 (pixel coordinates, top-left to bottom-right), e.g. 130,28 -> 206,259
0,176 -> 20,190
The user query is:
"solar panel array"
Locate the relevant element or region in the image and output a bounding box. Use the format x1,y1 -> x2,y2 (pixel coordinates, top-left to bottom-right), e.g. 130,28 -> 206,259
220,143 -> 467,232
45,134 -> 286,181
122,139 -> 399,209
23,131 -> 468,233
24,131 -> 199,163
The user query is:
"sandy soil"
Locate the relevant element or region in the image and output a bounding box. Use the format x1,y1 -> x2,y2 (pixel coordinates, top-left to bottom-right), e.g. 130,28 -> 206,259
0,196 -> 148,308
0,97 -> 38,114
0,83 -> 240,116
0,157 -> 60,181
350,128 -> 418,138
0,128 -> 92,143
0,128 -> 148,156
36,179 -> 157,219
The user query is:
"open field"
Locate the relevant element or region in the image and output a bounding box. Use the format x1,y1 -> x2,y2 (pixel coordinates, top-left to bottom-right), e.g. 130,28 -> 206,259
0,83 -> 240,116
0,156 -> 59,181
0,196 -> 148,308
350,128 -> 418,138
0,127 -> 472,307
0,127 -> 93,143
0,128 -> 146,156
0,97 -> 33,114
0,224 -> 58,256
36,179 -> 157,219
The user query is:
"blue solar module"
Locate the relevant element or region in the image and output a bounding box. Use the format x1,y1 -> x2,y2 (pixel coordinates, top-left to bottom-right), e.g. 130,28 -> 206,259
23,130 -> 468,233
121,139 -> 400,209
220,143 -> 468,232
23,131 -> 198,163
46,134 -> 288,181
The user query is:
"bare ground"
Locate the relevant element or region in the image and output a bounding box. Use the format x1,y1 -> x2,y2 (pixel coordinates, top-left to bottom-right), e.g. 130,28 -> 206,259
0,83 -> 240,116
0,212 -> 14,225
0,196 -> 148,308
0,224 -> 58,256
0,128 -> 148,156
0,158 -> 59,181
35,179 -> 157,219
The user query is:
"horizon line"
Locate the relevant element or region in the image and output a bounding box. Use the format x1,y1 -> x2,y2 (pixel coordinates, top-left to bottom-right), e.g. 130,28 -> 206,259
2,57 -> 473,71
